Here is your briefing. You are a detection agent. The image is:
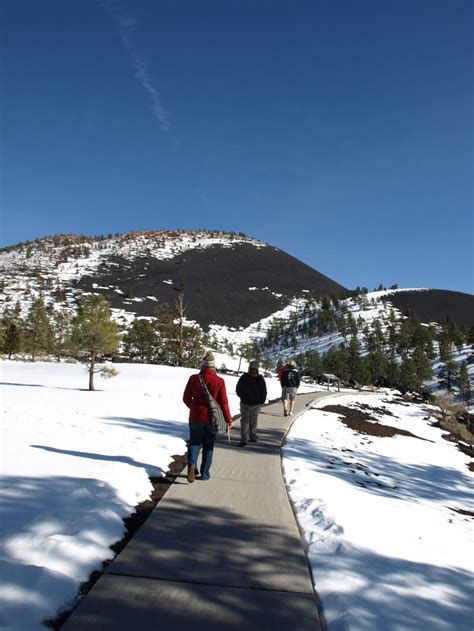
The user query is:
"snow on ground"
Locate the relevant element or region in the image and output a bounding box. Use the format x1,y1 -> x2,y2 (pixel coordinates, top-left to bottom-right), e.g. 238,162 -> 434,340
0,359 -> 301,629
283,392 -> 473,631
1,360 -> 472,630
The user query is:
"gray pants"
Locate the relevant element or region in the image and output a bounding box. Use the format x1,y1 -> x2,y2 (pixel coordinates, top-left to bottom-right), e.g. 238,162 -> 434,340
240,403 -> 261,443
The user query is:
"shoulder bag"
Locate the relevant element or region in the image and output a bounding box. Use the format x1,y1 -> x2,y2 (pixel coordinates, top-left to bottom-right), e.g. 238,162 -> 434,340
198,375 -> 227,435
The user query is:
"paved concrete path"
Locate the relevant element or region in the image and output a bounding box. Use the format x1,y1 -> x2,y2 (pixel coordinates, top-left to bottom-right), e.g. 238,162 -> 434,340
64,390 -> 336,630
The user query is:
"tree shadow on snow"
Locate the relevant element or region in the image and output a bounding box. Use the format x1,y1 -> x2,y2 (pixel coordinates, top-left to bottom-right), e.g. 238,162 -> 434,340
313,544 -> 473,631
0,381 -> 91,392
284,438 -> 473,505
102,416 -> 187,440
0,475 -> 125,629
30,445 -> 166,477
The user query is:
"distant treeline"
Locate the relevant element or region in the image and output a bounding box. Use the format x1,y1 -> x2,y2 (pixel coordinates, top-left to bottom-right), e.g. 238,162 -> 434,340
0,293 -> 207,390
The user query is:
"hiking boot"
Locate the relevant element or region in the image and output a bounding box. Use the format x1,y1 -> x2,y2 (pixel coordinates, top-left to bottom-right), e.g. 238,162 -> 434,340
249,437 -> 258,442
187,465 -> 196,483
238,442 -> 247,447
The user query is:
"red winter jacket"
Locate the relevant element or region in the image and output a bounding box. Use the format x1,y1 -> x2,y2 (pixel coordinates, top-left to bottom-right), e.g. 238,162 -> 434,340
183,368 -> 232,426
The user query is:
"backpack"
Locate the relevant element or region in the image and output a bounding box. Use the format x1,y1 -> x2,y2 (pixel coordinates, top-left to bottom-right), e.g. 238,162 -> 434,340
282,368 -> 298,387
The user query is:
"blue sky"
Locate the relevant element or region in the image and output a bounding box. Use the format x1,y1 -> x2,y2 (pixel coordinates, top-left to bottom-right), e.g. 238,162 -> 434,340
2,0 -> 472,293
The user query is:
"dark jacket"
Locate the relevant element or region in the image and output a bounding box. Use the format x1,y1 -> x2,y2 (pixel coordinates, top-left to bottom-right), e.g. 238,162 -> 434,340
281,367 -> 300,388
183,368 -> 232,425
236,372 -> 267,406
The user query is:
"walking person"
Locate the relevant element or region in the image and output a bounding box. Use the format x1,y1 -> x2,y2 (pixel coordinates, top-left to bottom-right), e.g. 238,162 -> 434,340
280,359 -> 300,417
183,351 -> 232,482
236,360 -> 267,447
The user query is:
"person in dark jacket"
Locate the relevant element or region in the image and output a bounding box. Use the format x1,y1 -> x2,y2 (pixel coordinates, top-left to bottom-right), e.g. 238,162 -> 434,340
235,360 -> 267,447
183,351 -> 232,482
280,359 -> 300,417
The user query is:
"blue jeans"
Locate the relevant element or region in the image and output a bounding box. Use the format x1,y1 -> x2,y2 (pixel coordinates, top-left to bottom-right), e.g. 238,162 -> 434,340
188,423 -> 216,480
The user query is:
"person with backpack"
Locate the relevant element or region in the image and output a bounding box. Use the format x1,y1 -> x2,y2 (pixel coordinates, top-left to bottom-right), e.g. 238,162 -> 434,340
183,351 -> 232,483
280,359 -> 300,417
235,360 -> 267,447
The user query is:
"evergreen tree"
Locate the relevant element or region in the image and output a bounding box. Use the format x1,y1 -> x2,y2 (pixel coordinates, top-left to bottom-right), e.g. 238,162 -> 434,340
458,362 -> 471,408
386,353 -> 401,388
347,334 -> 363,382
24,297 -> 53,361
323,345 -> 347,381
400,355 -> 418,392
303,352 -> 323,379
438,342 -> 456,391
3,322 -> 22,358
412,347 -> 432,389
123,319 -> 157,363
71,295 -> 120,391
51,308 -> 73,361
153,303 -> 175,364
178,323 -> 207,367
367,349 -> 388,385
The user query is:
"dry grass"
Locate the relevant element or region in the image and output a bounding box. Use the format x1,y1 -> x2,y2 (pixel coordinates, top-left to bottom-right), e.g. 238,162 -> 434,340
431,394 -> 474,446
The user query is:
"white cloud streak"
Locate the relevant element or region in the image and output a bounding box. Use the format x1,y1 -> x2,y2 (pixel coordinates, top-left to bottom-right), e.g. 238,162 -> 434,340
101,0 -> 170,131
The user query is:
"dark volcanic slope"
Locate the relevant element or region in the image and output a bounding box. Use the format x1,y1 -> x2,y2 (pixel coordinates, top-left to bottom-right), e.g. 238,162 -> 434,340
387,290 -> 474,327
76,243 -> 346,328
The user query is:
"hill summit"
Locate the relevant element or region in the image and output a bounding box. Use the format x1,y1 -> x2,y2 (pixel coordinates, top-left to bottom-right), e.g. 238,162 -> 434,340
0,230 -> 347,329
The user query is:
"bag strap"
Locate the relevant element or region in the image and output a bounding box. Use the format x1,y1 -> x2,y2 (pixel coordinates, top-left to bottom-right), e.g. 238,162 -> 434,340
198,374 -> 212,403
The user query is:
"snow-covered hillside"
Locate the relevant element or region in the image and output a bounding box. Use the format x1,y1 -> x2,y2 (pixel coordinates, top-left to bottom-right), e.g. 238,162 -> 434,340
0,231 -> 265,317
212,289 -> 473,404
0,229 -> 348,328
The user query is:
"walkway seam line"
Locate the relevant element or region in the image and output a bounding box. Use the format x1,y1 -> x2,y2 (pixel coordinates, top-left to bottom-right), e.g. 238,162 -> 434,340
106,571 -> 315,596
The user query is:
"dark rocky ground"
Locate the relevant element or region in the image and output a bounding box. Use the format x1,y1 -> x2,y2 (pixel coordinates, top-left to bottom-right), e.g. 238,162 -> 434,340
321,403 -> 427,439
387,289 -> 474,327
75,243 -> 347,328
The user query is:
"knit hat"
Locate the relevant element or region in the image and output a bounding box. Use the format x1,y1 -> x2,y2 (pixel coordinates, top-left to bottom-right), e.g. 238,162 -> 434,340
201,351 -> 216,368
249,360 -> 259,371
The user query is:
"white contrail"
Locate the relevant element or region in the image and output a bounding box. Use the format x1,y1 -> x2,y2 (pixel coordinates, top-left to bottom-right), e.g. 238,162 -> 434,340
101,0 -> 170,131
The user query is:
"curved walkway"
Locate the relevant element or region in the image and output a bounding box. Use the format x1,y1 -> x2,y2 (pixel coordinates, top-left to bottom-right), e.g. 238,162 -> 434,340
64,390 -> 335,630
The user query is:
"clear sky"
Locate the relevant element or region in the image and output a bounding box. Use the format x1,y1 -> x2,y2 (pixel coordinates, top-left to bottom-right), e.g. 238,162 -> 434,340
2,0 -> 473,293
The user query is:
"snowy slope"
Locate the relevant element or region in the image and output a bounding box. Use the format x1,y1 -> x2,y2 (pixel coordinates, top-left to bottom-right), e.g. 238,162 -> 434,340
212,289 -> 473,403
0,231 -> 265,317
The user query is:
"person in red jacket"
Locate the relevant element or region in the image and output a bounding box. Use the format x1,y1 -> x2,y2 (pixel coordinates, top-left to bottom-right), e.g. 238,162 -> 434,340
183,351 -> 232,482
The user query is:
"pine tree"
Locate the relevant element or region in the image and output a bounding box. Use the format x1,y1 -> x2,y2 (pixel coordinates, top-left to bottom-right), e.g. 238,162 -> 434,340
458,362 -> 471,408
123,318 -> 157,363
71,295 -> 121,391
400,355 -> 418,392
51,308 -> 73,361
153,303 -> 175,364
438,342 -> 456,391
24,297 -> 53,361
412,347 -> 432,390
386,353 -> 401,388
179,323 -> 207,367
367,349 -> 388,385
347,334 -> 363,382
3,322 -> 22,358
304,352 -> 323,379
